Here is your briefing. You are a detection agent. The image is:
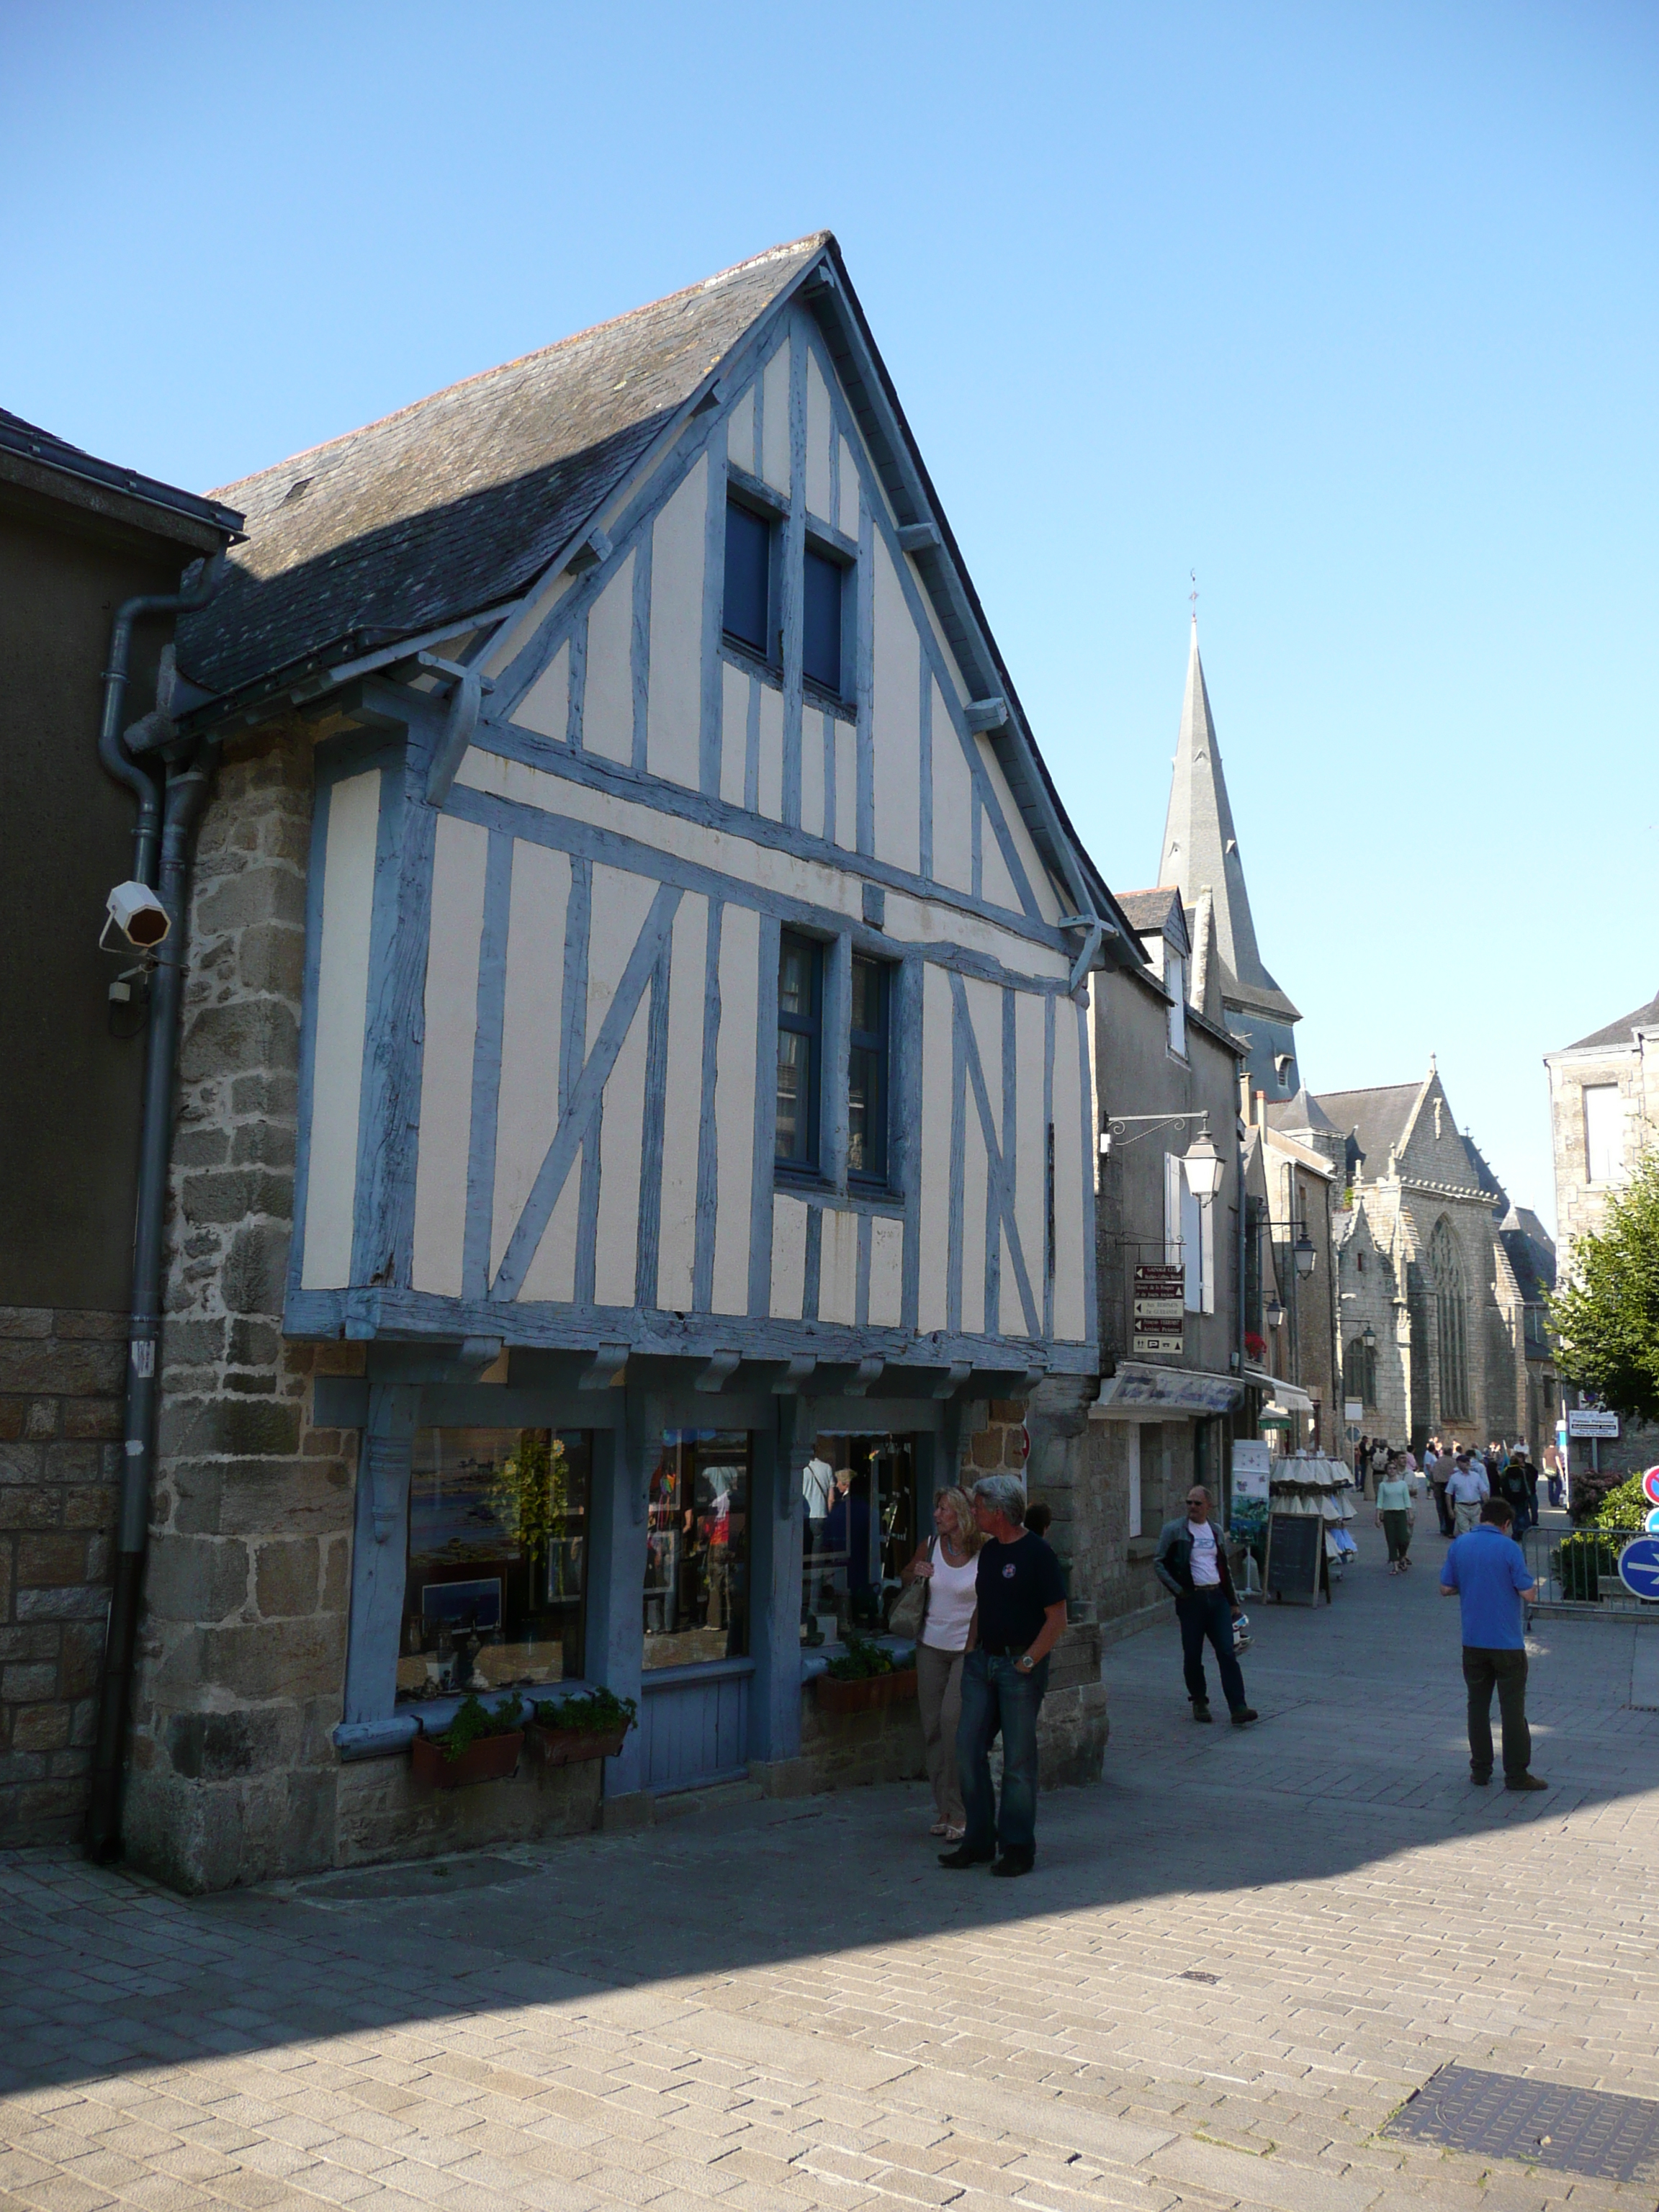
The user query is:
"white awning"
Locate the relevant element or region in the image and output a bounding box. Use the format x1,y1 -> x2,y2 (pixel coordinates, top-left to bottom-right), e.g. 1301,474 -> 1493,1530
1244,1366 -> 1315,1413
1092,1361 -> 1244,1416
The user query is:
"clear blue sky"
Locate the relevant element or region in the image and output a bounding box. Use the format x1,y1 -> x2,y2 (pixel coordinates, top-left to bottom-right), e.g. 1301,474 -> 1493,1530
6,1 -> 1656,1238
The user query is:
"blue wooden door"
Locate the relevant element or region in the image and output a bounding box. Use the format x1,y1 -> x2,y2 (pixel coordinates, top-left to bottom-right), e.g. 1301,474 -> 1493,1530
639,1659 -> 753,1792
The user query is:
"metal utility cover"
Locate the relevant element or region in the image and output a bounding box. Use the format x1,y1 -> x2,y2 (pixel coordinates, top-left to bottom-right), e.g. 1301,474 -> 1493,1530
1385,2065 -> 1659,2185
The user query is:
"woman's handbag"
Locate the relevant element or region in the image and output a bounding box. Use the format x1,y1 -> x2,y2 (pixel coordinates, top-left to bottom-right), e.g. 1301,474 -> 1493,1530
887,1541 -> 932,1639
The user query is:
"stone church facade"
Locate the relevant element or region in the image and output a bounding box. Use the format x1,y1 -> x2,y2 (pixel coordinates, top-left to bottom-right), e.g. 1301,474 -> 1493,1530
1271,1069 -> 1541,1453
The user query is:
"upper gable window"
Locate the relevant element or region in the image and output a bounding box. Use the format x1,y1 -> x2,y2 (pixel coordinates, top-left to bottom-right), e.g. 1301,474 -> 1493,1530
848,956 -> 891,1187
724,498 -> 774,660
803,545 -> 846,696
1583,1084 -> 1622,1185
1166,951 -> 1187,1058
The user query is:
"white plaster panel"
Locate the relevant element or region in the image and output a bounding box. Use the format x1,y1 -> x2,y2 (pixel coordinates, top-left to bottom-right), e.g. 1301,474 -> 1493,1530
761,341 -> 791,491
819,1208 -> 859,1327
1002,791 -> 1064,923
711,903 -> 760,1314
1012,989 -> 1048,1338
594,989 -> 649,1309
917,963 -> 955,1334
975,739 -> 1024,916
513,639 -> 568,742
805,351 -> 832,521
725,382 -> 755,477
839,441 -> 859,536
301,769 -> 380,1290
801,706 -> 825,848
719,660 -> 749,809
646,455 -> 706,793
491,840 -> 570,1278
959,975 -> 1002,1339
931,685 -> 974,894
480,564 -> 575,685
581,547 -> 634,765
1051,1006 -> 1087,1341
410,811 -> 488,1295
756,679 -> 784,822
654,894 -> 709,1311
871,535 -> 921,877
770,1193 -> 809,1320
518,1155 -> 579,1305
456,747 -> 1072,977
868,1216 -> 904,1329
834,717 -> 857,851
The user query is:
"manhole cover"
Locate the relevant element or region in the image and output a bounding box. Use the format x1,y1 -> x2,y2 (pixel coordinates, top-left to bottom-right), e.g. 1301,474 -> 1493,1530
1386,2065 -> 1659,2184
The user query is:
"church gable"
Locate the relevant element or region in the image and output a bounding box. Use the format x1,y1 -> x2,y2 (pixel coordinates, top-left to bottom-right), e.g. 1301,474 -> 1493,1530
1395,1071 -> 1486,1192
485,292 -> 1058,929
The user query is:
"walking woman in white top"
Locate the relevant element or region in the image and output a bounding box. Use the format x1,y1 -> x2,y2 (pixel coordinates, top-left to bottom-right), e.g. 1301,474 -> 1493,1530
902,1486 -> 984,1839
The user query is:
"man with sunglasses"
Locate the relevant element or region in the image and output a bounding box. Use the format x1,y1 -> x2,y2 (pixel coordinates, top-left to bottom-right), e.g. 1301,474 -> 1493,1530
1154,1484 -> 1259,1727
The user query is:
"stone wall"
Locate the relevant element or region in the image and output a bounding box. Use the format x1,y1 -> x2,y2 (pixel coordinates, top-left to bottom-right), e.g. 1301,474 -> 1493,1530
0,1305 -> 124,1842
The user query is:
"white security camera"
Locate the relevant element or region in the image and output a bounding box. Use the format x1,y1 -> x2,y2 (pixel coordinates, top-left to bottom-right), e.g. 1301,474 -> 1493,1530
104,881 -> 171,950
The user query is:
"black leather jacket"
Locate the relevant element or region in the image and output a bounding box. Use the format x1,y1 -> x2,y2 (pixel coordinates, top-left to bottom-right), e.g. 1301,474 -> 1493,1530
1153,1518 -> 1238,1604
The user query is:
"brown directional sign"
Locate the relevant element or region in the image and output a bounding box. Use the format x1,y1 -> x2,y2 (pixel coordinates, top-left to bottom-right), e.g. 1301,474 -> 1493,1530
1133,1264 -> 1185,1346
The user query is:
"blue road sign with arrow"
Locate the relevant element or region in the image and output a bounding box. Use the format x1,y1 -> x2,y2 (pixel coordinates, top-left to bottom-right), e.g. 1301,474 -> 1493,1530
1617,1536 -> 1659,1603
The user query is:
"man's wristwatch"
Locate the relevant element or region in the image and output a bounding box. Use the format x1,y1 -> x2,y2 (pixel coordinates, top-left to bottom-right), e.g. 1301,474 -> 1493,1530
1016,1654 -> 1035,1673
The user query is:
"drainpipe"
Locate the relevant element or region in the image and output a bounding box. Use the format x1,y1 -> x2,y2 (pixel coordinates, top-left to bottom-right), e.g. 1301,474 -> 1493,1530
86,564 -> 225,1863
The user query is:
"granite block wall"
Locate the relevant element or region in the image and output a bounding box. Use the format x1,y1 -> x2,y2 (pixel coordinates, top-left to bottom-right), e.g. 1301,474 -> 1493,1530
0,1305 -> 124,1841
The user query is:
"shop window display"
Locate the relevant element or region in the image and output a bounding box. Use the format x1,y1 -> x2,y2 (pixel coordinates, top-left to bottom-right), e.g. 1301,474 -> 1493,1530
801,1433 -> 917,1643
643,1431 -> 751,1669
398,1429 -> 590,1701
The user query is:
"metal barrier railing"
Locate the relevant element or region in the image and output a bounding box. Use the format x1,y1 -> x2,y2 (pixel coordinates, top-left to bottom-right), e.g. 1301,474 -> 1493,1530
1521,1524 -> 1657,1615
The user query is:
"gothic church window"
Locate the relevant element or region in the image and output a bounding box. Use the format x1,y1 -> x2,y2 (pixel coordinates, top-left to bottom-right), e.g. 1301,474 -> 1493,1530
1429,1218 -> 1469,1421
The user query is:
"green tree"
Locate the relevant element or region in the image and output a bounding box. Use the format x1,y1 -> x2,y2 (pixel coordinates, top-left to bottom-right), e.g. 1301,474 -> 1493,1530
1550,1154 -> 1659,1425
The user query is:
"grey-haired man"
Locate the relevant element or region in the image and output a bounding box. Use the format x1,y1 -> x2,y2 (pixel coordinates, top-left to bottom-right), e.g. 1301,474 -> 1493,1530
939,1474 -> 1067,1879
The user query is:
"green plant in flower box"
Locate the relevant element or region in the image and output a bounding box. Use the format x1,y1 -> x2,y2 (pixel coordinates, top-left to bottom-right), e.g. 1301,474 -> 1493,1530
436,1693 -> 523,1763
824,1634 -> 913,1681
532,1686 -> 639,1736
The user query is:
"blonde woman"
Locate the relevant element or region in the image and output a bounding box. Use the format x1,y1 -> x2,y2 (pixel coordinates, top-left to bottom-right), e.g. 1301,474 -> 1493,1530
902,1487 -> 984,1839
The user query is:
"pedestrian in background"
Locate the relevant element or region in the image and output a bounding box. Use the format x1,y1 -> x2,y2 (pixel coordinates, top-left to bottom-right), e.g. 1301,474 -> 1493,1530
1370,1437 -> 1390,1498
1356,1434 -> 1371,1495
901,1486 -> 982,1843
1154,1485 -> 1259,1727
939,1475 -> 1068,1879
1543,1442 -> 1565,1509
1500,1451 -> 1532,1538
1426,1439 -> 1454,1537
1447,1451 -> 1490,1534
1375,1453 -> 1415,1573
1440,1497 -> 1547,1791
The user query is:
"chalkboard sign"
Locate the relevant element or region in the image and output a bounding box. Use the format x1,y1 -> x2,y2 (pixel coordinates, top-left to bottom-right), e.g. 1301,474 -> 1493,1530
1265,1512 -> 1326,1606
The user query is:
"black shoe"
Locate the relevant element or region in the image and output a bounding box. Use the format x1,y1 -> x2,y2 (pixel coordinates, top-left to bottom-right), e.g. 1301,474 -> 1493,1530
938,1843 -> 996,1869
1471,1767 -> 1493,1786
1505,1773 -> 1548,1792
990,1852 -> 1033,1878
1230,1707 -> 1259,1727
1192,1700 -> 1213,1723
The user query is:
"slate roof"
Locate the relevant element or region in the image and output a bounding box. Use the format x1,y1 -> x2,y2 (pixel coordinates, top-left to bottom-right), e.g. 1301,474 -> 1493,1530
1499,1206 -> 1556,1300
0,407 -> 243,548
1156,621 -> 1298,1022
1464,1133 -> 1509,1213
1115,888 -> 1187,945
175,238 -> 827,702
1560,989 -> 1659,1053
1312,1082 -> 1423,1174
1265,1085 -> 1339,1136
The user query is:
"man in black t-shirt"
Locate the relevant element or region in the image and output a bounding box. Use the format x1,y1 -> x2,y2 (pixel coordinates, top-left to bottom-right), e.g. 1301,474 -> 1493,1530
938,1473 -> 1068,1879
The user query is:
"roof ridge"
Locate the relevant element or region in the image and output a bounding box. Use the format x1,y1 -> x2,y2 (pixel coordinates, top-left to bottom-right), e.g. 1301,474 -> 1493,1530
209,232 -> 833,503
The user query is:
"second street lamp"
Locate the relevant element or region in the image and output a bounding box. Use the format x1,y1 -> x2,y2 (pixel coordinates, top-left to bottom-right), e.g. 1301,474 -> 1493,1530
1179,1126 -> 1224,1200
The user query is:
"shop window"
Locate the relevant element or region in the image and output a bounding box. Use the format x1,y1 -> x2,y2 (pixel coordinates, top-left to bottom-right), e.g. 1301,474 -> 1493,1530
801,1431 -> 917,1644
776,931 -> 823,1171
848,955 -> 890,1184
644,1431 -> 751,1669
398,1429 -> 590,1702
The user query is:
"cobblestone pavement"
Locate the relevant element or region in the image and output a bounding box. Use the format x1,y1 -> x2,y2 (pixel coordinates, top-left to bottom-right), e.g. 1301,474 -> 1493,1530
6,1522 -> 1659,2212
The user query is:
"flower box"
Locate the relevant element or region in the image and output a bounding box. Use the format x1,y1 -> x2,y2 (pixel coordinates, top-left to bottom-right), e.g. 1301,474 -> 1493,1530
814,1667 -> 917,1715
410,1727 -> 524,1789
529,1722 -> 628,1767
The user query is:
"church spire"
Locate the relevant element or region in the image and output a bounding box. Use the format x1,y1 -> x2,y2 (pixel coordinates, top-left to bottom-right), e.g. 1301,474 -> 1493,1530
1157,619 -> 1297,1024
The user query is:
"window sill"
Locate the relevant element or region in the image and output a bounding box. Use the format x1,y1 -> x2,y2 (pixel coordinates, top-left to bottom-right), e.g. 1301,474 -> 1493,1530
803,675 -> 855,723
1125,1536 -> 1160,1562
720,635 -> 781,685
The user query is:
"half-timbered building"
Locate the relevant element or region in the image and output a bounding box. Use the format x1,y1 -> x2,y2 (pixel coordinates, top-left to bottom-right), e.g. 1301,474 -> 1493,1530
110,235 -> 1130,1884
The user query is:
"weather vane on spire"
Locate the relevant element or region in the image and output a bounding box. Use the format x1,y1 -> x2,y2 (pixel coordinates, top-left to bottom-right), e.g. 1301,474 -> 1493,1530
1189,570 -> 1198,622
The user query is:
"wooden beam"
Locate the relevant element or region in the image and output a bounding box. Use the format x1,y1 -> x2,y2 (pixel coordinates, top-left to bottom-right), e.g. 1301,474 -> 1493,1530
965,696 -> 1010,734
895,521 -> 941,555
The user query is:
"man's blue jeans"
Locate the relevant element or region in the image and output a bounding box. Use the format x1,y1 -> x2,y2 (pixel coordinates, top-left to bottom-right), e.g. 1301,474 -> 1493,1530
1177,1588 -> 1246,1712
956,1647 -> 1048,1857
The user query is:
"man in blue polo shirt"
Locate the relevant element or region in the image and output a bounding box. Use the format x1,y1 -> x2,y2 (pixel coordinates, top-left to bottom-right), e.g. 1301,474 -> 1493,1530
1439,1496 -> 1547,1791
